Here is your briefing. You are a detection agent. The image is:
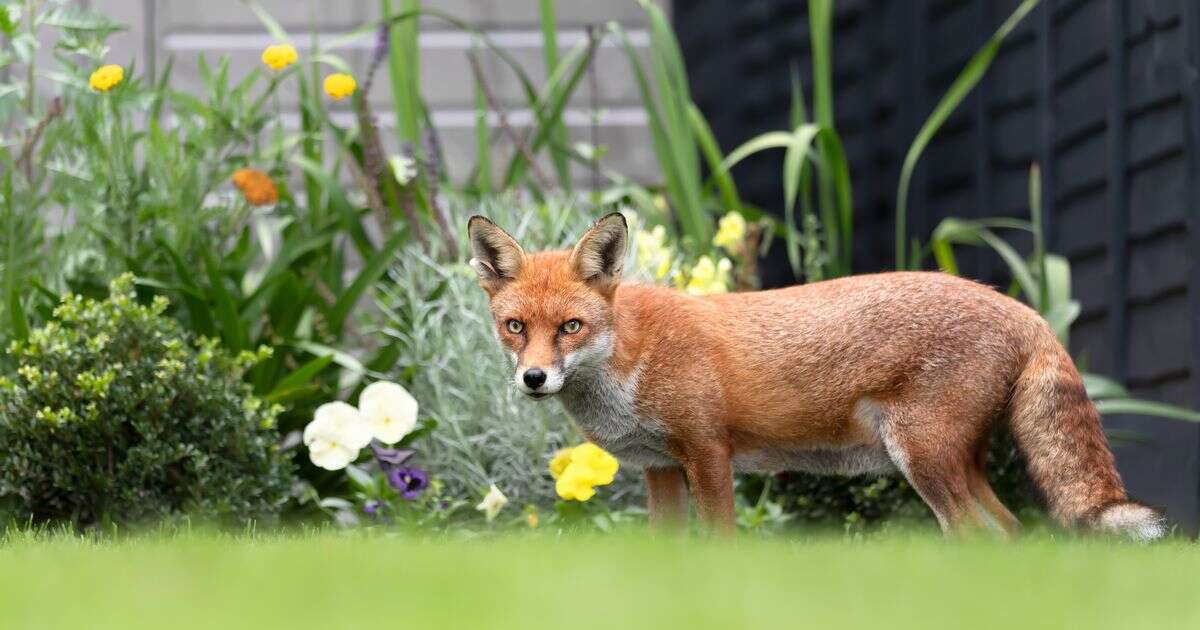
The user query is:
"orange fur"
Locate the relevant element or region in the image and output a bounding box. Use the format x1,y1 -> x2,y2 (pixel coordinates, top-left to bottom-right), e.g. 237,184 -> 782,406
467,214 -> 1164,540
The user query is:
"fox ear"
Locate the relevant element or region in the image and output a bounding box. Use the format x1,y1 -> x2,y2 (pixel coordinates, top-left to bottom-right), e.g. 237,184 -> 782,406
468,215 -> 525,292
570,212 -> 628,289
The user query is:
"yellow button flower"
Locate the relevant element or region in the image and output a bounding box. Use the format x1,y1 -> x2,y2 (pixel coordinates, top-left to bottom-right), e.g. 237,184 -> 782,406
89,65 -> 124,92
323,73 -> 357,100
261,43 -> 298,71
713,211 -> 747,253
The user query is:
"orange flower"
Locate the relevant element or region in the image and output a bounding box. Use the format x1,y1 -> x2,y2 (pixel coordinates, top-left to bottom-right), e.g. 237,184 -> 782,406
231,168 -> 278,206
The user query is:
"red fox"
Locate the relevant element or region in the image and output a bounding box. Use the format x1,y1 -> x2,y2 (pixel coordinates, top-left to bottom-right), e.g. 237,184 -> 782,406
468,212 -> 1165,540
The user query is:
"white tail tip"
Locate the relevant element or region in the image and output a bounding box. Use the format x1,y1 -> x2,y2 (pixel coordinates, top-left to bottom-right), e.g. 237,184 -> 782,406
1095,502 -> 1167,542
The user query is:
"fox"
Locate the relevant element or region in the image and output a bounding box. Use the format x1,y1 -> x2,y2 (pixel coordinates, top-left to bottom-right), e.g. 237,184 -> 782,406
467,211 -> 1166,540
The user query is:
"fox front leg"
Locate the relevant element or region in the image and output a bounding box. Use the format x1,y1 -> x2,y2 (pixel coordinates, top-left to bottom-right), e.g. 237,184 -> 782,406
680,441 -> 736,536
645,467 -> 689,531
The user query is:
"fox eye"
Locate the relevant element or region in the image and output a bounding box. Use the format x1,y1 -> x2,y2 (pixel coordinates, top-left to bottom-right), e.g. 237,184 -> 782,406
561,319 -> 582,334
506,319 -> 524,334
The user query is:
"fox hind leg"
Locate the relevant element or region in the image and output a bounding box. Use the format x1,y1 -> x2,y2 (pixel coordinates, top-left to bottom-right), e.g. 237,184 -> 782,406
967,441 -> 1021,537
877,404 -> 1003,535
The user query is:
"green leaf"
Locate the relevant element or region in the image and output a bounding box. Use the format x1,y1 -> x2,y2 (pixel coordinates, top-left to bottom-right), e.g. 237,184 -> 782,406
201,248 -> 246,352
721,131 -> 795,172
895,0 -> 1041,268
242,0 -> 290,41
345,465 -> 378,494
326,228 -> 407,337
503,37 -> 598,189
687,103 -> 741,217
1095,398 -> 1200,423
1082,373 -> 1131,400
296,341 -> 367,376
612,13 -> 709,249
7,283 -> 28,342
267,355 -> 335,402
539,0 -> 572,190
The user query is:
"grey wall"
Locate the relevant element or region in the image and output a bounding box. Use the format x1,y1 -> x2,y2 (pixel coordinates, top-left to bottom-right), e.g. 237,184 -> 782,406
88,0 -> 662,187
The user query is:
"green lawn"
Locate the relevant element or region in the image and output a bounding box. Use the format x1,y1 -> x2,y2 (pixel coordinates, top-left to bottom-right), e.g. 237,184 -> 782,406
0,529 -> 1195,629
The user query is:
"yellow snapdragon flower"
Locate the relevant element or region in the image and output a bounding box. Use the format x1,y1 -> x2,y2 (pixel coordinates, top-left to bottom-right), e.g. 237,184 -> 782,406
323,73 -> 357,100
685,255 -> 733,295
635,225 -> 675,281
89,65 -> 124,92
261,43 -> 298,71
712,211 -> 747,253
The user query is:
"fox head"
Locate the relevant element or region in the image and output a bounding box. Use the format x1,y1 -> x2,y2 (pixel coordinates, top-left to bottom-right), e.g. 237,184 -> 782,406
467,212 -> 628,399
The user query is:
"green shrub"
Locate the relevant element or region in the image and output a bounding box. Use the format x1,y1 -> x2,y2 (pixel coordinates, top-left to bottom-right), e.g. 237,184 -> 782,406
0,275 -> 293,529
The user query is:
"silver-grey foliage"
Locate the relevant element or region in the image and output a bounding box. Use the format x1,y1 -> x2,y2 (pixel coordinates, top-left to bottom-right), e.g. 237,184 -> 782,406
375,196 -> 645,509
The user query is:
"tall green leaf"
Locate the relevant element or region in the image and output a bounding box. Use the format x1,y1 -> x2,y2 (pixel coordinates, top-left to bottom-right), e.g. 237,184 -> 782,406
539,0 -> 572,190
895,0 -> 1040,268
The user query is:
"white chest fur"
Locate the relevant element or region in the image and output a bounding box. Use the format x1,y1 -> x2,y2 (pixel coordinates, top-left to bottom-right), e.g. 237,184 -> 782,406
559,366 -> 675,469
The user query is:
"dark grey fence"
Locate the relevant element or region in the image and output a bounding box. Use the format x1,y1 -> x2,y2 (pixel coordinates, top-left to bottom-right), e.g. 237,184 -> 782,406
676,0 -> 1200,532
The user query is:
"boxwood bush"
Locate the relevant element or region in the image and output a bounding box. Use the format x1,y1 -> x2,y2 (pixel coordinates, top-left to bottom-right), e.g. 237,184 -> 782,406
0,275 -> 292,529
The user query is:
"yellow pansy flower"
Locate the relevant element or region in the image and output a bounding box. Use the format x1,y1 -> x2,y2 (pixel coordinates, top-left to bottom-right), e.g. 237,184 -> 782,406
551,442 -> 620,501
555,465 -> 597,501
712,211 -> 747,253
569,442 -> 619,485
261,43 -> 298,71
548,447 -> 574,480
89,65 -> 124,92
323,73 -> 357,100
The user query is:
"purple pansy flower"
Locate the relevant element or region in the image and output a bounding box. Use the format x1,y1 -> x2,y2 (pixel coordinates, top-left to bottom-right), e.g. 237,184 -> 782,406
363,500 -> 381,515
371,443 -> 415,466
386,466 -> 429,500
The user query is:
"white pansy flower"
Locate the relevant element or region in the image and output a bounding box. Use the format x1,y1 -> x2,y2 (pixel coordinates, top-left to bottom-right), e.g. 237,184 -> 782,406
303,401 -> 372,470
475,483 -> 508,522
357,381 -> 419,445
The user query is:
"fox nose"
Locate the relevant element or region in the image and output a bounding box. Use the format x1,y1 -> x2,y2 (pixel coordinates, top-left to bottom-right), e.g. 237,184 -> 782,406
523,368 -> 547,389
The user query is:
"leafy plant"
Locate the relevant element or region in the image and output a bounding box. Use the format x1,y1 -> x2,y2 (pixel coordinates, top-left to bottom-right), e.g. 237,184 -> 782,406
0,275 -> 293,529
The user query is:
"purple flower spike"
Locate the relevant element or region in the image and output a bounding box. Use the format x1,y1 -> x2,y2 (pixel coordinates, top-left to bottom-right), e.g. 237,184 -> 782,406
371,443 -> 415,466
386,466 -> 429,500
